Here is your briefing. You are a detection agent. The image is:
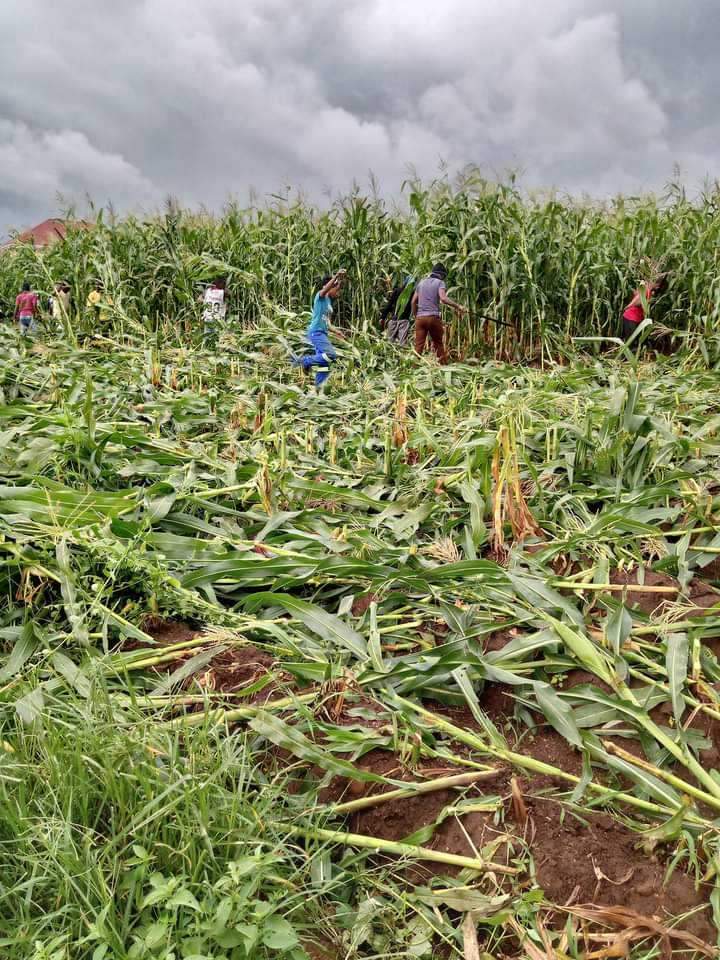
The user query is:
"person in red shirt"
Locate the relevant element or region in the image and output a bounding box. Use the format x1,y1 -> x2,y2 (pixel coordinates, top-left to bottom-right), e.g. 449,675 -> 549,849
622,275 -> 667,340
14,282 -> 40,335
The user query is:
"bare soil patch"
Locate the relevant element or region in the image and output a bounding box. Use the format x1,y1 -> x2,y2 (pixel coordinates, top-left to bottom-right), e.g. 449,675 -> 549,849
609,569 -> 679,616
342,756 -> 712,943
194,645 -> 277,697
351,592 -> 379,617
134,619 -> 285,704
528,797 -> 714,943
139,616 -> 200,646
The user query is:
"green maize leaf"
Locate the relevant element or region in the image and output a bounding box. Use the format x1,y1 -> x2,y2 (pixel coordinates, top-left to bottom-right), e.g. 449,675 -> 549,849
459,481 -> 487,547
418,889 -> 510,917
534,682 -> 583,749
50,652 -> 92,698
666,633 -> 689,722
605,604 -> 632,656
639,798 -> 692,852
452,667 -> 505,749
144,483 -> 178,522
0,623 -> 38,683
542,614 -> 616,687
570,750 -> 593,803
150,644 -> 227,696
367,603 -> 385,674
584,735 -> 683,809
244,592 -> 367,659
508,572 -> 585,628
15,685 -> 45,726
56,539 -> 89,646
249,712 -> 386,784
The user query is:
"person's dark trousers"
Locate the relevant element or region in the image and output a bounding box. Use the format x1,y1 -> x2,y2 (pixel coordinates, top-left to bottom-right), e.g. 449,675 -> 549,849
414,315 -> 447,363
622,318 -> 640,341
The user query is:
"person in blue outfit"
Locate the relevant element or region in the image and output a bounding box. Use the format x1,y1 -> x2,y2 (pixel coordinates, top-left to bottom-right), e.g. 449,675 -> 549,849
296,269 -> 347,388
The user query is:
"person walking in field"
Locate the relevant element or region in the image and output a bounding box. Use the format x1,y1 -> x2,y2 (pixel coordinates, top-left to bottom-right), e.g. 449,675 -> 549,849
50,281 -> 71,328
202,278 -> 227,339
294,269 -> 347,389
380,274 -> 415,345
622,275 -> 667,341
14,281 -> 40,335
87,283 -> 114,326
411,264 -> 467,364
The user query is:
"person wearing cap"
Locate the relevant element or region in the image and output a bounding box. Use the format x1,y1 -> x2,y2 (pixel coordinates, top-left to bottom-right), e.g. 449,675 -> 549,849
380,275 -> 415,345
411,263 -> 467,363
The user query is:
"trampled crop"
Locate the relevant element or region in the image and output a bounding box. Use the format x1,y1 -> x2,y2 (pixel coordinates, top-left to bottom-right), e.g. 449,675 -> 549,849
2,188 -> 720,958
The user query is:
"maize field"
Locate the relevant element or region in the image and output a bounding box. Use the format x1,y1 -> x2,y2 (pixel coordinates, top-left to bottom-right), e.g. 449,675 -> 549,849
3,183 -> 720,959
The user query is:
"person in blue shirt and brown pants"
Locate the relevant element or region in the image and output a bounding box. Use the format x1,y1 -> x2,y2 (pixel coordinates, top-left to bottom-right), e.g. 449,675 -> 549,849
295,269 -> 347,388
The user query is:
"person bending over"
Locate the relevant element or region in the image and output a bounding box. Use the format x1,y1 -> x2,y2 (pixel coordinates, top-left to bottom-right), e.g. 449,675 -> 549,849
622,275 -> 667,341
380,275 -> 415,345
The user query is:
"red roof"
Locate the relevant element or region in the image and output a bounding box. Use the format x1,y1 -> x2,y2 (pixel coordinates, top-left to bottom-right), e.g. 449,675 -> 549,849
11,218 -> 91,248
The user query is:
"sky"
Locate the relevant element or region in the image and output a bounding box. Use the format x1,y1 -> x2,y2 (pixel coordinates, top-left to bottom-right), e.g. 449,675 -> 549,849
0,0 -> 717,232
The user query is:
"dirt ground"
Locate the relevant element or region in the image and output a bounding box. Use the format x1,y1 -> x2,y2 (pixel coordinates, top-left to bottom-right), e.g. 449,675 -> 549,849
138,610 -> 720,952
138,618 -> 285,703
339,740 -> 714,946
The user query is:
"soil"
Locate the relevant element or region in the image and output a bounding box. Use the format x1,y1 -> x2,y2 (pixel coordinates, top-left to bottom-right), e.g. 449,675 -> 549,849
139,616 -> 200,647
558,668 -> 613,696
347,749 -> 512,884
139,620 -> 718,949
317,748 -> 429,805
427,691 -> 584,784
134,619 -> 285,704
346,760 -> 713,944
302,940 -> 337,960
608,569 -> 679,616
351,592 -> 379,617
528,797 -> 714,943
480,680 -> 586,780
604,566 -> 719,619
688,576 -> 720,616
697,557 -> 720,583
650,696 -> 720,771
193,644 -> 278,699
483,627 -> 520,653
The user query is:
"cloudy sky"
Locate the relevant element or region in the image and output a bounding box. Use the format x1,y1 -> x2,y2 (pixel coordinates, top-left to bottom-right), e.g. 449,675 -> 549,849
0,0 -> 717,232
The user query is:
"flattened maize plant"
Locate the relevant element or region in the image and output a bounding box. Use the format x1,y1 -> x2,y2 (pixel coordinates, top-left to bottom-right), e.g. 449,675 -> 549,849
3,181 -> 720,959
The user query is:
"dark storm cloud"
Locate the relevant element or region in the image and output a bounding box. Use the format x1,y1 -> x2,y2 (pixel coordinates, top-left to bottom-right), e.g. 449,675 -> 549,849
0,0 -> 718,233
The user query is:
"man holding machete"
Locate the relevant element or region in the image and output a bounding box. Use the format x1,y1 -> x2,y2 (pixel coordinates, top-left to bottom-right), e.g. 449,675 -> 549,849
411,263 -> 467,364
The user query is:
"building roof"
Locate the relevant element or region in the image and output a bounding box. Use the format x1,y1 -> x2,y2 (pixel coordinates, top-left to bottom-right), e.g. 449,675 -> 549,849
11,218 -> 92,248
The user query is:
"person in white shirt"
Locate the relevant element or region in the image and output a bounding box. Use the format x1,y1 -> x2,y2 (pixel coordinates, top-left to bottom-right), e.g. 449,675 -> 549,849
50,282 -> 71,329
202,279 -> 227,338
